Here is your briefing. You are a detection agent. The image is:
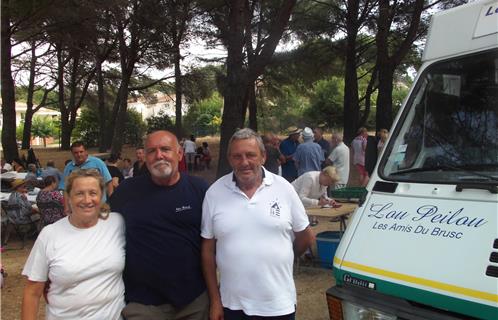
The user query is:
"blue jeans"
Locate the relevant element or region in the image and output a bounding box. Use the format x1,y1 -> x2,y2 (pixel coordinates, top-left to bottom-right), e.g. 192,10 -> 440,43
223,308 -> 295,320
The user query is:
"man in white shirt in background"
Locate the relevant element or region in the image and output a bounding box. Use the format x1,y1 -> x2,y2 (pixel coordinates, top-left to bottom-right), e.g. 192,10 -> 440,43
184,135 -> 197,172
326,132 -> 350,189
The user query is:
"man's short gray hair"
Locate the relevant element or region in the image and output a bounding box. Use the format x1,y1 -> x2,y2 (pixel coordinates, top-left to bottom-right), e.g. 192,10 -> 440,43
228,128 -> 265,155
332,132 -> 343,142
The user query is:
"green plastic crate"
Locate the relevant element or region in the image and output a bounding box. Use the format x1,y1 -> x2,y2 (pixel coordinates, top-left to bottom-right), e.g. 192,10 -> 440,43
330,187 -> 367,201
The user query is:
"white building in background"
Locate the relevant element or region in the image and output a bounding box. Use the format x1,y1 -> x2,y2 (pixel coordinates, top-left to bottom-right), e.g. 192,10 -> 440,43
0,101 -> 60,128
0,100 -> 62,147
127,92 -> 189,120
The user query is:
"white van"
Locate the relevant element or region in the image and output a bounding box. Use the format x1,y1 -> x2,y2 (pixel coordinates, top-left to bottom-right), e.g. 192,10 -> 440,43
326,1 -> 498,319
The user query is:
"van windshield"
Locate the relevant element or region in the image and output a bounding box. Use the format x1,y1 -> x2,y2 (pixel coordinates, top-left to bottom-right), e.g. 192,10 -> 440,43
380,49 -> 498,184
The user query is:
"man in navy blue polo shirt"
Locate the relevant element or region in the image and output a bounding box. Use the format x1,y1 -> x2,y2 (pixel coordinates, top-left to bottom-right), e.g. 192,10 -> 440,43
110,130 -> 209,320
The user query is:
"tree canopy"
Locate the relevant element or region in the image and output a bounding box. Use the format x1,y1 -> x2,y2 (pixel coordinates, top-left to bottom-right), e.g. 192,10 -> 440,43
1,0 -> 465,176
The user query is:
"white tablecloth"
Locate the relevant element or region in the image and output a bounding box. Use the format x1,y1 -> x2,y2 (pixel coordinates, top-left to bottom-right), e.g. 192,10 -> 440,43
0,192 -> 37,203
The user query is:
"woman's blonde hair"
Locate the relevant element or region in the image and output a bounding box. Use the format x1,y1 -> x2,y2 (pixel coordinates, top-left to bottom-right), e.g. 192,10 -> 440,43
65,169 -> 109,219
322,166 -> 340,183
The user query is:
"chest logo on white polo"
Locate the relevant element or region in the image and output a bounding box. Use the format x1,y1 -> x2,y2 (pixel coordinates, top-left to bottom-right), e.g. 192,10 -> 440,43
175,205 -> 191,213
269,200 -> 281,218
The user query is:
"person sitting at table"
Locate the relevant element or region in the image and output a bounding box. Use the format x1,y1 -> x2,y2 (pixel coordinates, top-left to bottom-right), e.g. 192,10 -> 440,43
21,169 -> 125,320
1,159 -> 12,173
291,166 -> 340,208
36,176 -> 65,227
25,164 -> 38,181
12,159 -> 26,172
7,179 -> 39,225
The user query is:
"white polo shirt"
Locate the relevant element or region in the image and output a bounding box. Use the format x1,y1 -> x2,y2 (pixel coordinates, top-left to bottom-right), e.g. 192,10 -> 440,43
328,142 -> 350,185
201,169 -> 309,316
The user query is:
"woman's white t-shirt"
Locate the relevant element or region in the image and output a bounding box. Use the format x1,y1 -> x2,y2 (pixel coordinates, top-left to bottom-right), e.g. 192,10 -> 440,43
22,212 -> 126,320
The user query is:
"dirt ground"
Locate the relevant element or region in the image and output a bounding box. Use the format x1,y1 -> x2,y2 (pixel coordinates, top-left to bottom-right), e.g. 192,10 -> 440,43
1,136 -> 357,320
1,237 -> 335,320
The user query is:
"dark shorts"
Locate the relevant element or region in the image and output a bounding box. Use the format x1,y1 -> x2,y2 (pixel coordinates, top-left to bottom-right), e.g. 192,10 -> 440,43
223,308 -> 295,320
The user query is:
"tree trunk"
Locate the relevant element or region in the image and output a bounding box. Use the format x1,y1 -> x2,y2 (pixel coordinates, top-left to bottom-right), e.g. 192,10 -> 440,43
1,0 -> 19,162
217,78 -> 247,176
216,0 -> 247,178
376,63 -> 395,130
108,19 -> 135,153
343,35 -> 360,144
60,115 -> 72,150
21,112 -> 34,148
215,0 -> 296,178
105,93 -> 120,150
56,45 -> 71,150
96,59 -> 107,152
360,67 -> 378,127
247,82 -> 257,131
174,46 -> 183,136
109,45 -> 134,154
22,41 -> 37,149
110,81 -> 130,155
374,0 -> 424,132
342,0 -> 361,144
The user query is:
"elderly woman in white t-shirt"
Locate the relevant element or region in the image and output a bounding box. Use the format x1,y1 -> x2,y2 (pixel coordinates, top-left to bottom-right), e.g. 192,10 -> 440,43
291,166 -> 340,208
21,169 -> 125,320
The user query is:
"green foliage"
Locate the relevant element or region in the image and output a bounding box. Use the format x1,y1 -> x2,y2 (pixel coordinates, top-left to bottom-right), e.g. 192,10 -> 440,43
183,65 -> 225,104
304,77 -> 344,128
73,108 -> 146,147
146,111 -> 175,133
183,92 -> 223,136
72,108 -> 100,147
16,122 -> 24,141
31,116 -> 56,146
125,110 -> 147,145
392,84 -> 411,117
15,86 -> 58,106
265,39 -> 344,91
31,116 -> 54,138
257,85 -> 308,133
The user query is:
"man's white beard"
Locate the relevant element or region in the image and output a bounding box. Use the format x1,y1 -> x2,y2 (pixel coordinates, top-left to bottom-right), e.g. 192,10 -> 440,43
150,160 -> 173,179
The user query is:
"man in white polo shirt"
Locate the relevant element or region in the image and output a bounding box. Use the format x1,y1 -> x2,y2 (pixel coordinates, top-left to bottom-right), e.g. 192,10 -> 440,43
201,128 -> 315,320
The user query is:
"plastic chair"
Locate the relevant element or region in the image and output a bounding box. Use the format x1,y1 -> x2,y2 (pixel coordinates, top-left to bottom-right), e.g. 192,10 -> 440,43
1,201 -> 39,249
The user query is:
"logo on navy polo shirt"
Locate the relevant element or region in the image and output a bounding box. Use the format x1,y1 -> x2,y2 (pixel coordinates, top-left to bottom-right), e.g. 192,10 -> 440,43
175,205 -> 191,213
269,200 -> 281,218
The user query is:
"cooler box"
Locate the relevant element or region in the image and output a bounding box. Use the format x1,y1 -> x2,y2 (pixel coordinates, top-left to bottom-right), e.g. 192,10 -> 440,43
316,231 -> 342,269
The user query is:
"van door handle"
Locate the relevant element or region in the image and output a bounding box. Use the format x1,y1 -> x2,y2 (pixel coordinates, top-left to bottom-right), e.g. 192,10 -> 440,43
455,183 -> 498,194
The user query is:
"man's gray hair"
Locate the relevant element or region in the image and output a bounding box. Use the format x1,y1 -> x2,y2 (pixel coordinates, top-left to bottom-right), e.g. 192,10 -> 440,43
332,132 -> 343,142
228,128 -> 265,155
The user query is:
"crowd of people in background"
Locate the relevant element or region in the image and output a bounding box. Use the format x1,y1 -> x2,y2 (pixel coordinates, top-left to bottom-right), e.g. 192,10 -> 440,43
1,125 -> 390,319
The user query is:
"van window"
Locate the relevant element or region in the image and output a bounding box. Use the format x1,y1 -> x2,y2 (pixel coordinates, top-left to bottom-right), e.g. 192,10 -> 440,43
381,49 -> 498,184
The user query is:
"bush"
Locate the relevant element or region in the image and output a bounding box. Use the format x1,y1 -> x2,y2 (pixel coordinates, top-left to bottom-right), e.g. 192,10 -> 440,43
146,110 -> 175,133
73,108 -> 146,147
